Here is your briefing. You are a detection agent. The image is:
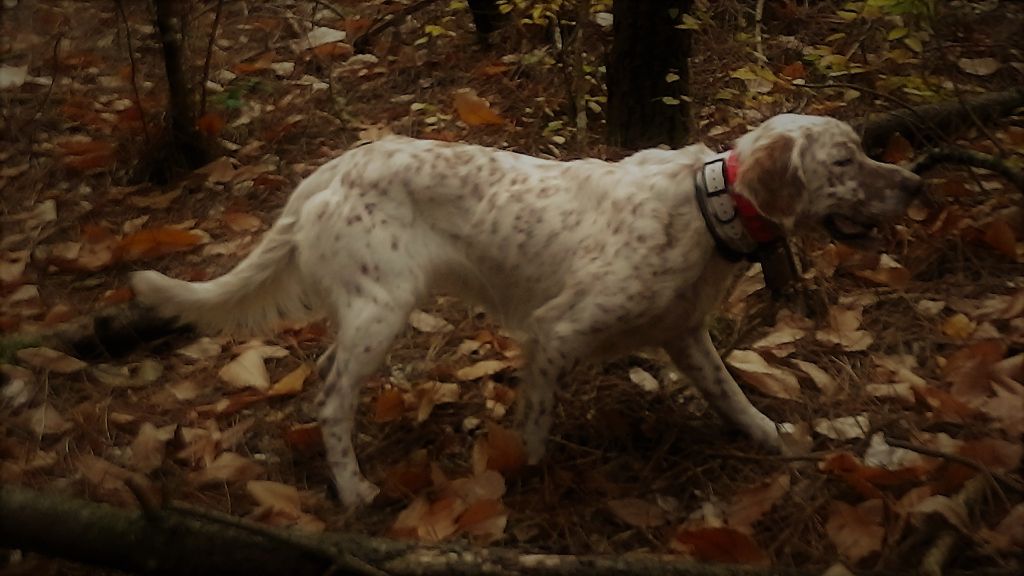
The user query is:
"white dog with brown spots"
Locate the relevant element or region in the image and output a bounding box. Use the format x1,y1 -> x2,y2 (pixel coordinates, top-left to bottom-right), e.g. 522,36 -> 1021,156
132,114 -> 921,507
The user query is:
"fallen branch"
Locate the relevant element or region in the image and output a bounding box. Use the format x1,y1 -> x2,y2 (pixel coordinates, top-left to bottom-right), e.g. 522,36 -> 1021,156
886,437 -> 1024,493
2,484 -> 809,576
854,87 -> 1024,152
911,147 -> 1024,191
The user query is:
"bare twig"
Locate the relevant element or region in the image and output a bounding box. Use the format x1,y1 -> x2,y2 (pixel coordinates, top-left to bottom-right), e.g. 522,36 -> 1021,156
886,437 -> 1023,493
14,26 -> 64,136
114,0 -> 151,143
753,0 -> 766,63
352,0 -> 442,53
199,0 -> 225,118
911,147 -> 1024,191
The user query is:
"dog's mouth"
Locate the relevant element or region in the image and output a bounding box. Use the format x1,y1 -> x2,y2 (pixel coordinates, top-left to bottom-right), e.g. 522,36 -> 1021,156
824,213 -> 877,241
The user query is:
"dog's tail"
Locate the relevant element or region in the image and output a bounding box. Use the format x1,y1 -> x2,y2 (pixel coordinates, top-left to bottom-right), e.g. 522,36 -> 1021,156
130,215 -> 316,335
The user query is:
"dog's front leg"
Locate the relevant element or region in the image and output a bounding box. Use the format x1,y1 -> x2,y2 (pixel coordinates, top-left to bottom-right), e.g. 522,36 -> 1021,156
665,330 -> 781,450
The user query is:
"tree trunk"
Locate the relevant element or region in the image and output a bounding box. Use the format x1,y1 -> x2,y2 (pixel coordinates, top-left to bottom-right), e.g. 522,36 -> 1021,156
467,0 -> 503,37
153,0 -> 209,170
607,0 -> 694,149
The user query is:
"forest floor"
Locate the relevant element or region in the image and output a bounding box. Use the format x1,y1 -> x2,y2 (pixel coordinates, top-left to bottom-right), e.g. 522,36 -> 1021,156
2,0 -> 1024,574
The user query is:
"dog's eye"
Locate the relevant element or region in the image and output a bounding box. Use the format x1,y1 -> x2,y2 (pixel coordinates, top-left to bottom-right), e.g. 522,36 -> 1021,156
833,157 -> 853,167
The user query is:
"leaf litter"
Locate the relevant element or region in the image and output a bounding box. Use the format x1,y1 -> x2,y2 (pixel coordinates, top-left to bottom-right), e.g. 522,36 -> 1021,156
1,0 -> 1023,573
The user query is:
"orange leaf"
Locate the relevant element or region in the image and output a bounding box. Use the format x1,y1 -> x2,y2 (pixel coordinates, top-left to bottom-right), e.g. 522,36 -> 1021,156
481,423 -> 526,475
944,340 -> 1004,404
223,211 -> 263,233
453,89 -> 504,126
780,61 -> 806,79
196,113 -> 225,137
119,227 -> 204,261
881,133 -> 914,164
381,450 -> 433,499
102,286 -> 135,305
374,388 -> 406,423
982,219 -> 1017,258
283,423 -> 324,456
311,42 -> 353,60
457,498 -> 506,534
670,527 -> 769,565
232,52 -> 275,74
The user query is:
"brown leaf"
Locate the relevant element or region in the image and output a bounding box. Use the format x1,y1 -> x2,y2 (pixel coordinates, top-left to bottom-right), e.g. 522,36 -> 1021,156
780,61 -> 806,79
189,452 -> 264,485
382,450 -> 434,498
374,388 -> 406,423
455,359 -> 513,381
223,211 -> 263,233
268,364 -> 311,398
608,498 -> 667,528
725,350 -> 801,400
476,423 -> 526,475
196,113 -> 225,137
456,498 -> 507,543
21,404 -> 74,436
670,527 -> 769,565
16,347 -> 87,374
881,133 -> 914,164
129,422 -> 176,473
944,340 -> 1004,406
982,219 -> 1017,258
826,500 -> 884,564
958,438 -> 1022,472
727,472 -> 791,533
119,227 -> 205,261
453,89 -> 504,126
283,423 -> 323,456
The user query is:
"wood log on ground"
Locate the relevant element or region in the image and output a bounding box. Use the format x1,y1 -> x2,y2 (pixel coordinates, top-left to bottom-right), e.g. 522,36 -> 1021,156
852,87 -> 1024,152
0,484 -> 795,576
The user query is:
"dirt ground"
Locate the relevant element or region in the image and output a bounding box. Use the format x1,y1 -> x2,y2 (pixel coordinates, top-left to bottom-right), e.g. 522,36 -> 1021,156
2,0 -> 1023,574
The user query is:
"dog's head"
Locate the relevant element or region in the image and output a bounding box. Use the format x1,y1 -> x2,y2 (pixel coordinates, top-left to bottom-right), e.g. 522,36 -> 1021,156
734,114 -> 922,241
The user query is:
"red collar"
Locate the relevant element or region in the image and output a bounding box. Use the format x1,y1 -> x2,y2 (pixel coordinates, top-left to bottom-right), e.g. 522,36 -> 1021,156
725,152 -> 783,244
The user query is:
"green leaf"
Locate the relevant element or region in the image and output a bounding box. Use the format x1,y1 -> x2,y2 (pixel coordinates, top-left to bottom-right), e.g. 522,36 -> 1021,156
887,27 -> 909,40
677,14 -> 701,30
665,72 -> 681,83
902,35 -> 923,52
661,96 -> 681,105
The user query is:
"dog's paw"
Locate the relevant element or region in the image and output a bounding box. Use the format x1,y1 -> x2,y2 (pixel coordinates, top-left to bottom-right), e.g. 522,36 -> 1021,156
339,478 -> 381,508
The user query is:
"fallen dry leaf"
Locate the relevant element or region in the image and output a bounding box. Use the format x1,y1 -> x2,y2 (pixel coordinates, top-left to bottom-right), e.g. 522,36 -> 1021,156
608,498 -> 667,528
957,57 -> 1000,76
16,347 -> 87,374
670,526 -> 769,565
726,472 -> 791,533
826,500 -> 884,564
453,89 -> 504,126
223,211 -> 262,233
374,388 -> 407,423
189,452 -> 264,485
129,422 -> 176,473
409,309 -> 453,333
0,250 -> 29,284
812,414 -> 870,440
726,350 -> 801,400
268,364 -> 311,397
119,227 -> 206,261
474,423 -> 526,475
414,381 -> 460,423
456,359 -> 512,381
21,403 -> 73,436
791,359 -> 837,395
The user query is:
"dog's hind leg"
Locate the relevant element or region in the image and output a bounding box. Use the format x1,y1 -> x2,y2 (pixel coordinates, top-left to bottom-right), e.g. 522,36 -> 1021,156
317,292 -> 414,508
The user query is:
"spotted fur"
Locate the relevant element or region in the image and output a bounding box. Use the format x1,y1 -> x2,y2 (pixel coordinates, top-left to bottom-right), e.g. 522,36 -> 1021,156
132,114 -> 921,507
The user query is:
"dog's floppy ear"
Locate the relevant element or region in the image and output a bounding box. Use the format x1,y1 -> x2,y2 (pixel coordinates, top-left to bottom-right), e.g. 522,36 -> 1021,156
738,134 -> 804,222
